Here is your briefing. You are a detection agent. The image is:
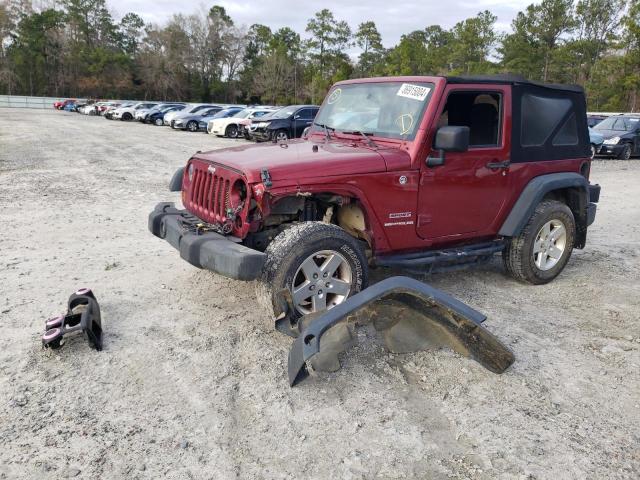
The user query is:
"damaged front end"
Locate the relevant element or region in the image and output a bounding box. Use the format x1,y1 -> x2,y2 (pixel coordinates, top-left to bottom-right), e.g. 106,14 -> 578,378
286,276 -> 514,387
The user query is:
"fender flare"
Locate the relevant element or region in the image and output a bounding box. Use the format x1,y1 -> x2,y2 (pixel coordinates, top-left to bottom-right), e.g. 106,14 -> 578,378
169,167 -> 184,192
287,276 -> 515,387
498,172 -> 589,237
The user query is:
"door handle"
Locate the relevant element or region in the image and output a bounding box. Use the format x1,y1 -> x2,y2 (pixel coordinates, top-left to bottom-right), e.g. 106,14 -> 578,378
486,160 -> 510,170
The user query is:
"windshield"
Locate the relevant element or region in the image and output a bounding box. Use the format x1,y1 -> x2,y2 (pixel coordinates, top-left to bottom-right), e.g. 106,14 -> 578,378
232,109 -> 251,119
314,81 -> 434,140
272,108 -> 296,119
594,116 -> 640,132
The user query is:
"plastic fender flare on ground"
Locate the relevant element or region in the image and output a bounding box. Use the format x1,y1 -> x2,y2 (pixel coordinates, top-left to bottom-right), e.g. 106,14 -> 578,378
287,276 -> 515,387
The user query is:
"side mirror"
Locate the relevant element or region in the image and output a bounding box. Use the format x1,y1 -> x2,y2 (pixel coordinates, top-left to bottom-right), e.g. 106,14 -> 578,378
427,126 -> 470,167
294,114 -> 301,119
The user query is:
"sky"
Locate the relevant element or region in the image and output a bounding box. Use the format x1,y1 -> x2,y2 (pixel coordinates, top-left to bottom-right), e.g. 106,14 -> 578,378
109,0 -> 534,46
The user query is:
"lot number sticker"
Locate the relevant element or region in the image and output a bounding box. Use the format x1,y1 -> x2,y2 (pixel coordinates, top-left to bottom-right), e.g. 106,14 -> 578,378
397,84 -> 431,101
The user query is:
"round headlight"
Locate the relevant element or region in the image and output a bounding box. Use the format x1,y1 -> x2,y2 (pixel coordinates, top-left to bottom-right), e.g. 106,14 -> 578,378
188,163 -> 194,182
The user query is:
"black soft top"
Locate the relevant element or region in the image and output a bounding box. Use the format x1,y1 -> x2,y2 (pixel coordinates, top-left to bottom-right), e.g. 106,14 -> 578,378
446,74 -> 584,94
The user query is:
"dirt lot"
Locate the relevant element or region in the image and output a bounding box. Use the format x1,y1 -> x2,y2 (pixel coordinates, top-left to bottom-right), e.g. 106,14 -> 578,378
0,108 -> 639,479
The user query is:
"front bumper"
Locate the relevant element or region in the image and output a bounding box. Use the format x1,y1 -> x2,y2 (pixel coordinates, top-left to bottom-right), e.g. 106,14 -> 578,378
598,143 -> 624,156
148,202 -> 266,281
251,128 -> 272,142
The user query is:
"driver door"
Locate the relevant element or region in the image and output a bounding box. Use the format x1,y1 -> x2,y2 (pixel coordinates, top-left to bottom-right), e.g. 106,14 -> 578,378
416,85 -> 512,241
293,108 -> 316,138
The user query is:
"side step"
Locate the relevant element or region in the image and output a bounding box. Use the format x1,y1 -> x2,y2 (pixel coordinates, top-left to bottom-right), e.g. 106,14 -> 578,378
372,240 -> 506,274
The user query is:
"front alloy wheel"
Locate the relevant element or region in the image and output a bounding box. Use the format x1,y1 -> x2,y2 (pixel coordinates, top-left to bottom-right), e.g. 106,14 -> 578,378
226,125 -> 238,138
292,250 -> 353,315
274,129 -> 288,142
618,144 -> 632,160
257,222 -> 368,329
154,117 -> 163,126
187,121 -> 198,132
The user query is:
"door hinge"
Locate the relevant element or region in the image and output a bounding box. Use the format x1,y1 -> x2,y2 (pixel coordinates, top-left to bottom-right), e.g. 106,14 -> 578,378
417,214 -> 432,226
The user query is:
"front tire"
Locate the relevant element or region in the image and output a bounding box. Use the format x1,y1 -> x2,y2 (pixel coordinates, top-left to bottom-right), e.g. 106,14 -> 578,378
273,129 -> 288,142
503,200 -> 575,285
225,125 -> 239,138
257,222 -> 368,327
617,143 -> 632,160
122,112 -> 132,121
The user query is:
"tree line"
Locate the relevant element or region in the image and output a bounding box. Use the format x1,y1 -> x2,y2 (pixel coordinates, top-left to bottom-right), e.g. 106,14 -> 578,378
1,0 -> 639,111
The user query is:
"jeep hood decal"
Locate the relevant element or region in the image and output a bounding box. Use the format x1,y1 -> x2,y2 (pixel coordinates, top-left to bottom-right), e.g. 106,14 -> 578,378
192,140 -> 403,183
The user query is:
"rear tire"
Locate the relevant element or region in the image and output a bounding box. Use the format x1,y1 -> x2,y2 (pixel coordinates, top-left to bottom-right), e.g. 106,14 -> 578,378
256,222 -> 368,329
617,143 -> 632,160
503,200 -> 575,285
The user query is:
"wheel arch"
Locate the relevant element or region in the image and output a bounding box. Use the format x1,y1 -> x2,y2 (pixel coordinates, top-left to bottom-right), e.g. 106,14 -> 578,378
499,172 -> 590,248
266,188 -> 379,251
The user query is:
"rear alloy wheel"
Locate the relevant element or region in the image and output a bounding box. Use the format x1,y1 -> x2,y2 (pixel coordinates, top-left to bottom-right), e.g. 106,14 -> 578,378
257,222 -> 368,328
154,117 -> 163,126
618,143 -> 632,160
187,121 -> 199,132
503,200 -> 575,284
274,129 -> 288,142
225,125 -> 239,138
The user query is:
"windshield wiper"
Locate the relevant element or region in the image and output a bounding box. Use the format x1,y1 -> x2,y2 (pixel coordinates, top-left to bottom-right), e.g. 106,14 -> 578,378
313,122 -> 335,140
341,130 -> 378,148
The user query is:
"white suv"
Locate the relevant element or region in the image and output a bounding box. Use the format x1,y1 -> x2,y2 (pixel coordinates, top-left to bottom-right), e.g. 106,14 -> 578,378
207,107 -> 278,138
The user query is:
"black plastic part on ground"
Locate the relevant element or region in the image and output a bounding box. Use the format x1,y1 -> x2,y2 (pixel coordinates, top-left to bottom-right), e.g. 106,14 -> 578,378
42,289 -> 103,351
287,276 -> 515,387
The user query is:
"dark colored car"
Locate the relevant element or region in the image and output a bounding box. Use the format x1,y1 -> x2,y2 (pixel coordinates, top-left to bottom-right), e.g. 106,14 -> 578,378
593,115 -> 640,159
249,105 -> 319,142
587,114 -> 607,128
147,105 -> 187,126
150,75 -> 600,321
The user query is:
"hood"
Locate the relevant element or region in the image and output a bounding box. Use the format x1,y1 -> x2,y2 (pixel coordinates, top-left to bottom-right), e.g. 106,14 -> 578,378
192,139 -> 409,183
593,129 -> 628,140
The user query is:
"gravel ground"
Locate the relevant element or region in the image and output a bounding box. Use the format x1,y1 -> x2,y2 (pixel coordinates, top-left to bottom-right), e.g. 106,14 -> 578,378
0,108 -> 639,479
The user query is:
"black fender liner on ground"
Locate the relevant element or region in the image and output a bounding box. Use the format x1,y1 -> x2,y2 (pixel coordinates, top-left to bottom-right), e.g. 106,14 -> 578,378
287,276 -> 515,387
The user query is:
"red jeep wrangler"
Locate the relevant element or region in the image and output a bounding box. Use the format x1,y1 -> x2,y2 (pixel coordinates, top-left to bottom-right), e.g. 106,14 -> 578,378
149,75 -> 600,320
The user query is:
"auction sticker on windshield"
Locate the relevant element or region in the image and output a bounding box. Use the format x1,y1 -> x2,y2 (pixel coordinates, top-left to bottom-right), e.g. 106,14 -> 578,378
397,84 -> 431,101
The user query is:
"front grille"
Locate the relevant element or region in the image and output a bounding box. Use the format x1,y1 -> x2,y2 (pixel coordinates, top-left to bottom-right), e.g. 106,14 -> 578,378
186,166 -> 231,224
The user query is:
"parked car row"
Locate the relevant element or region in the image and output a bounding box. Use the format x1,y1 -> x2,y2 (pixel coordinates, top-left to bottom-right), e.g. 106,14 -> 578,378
55,98 -> 321,142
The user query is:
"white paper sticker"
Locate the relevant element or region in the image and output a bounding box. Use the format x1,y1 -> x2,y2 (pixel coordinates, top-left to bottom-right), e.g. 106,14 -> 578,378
397,83 -> 431,101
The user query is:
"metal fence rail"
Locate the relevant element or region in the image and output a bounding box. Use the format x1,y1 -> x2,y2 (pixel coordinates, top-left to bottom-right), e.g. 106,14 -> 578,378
0,95 -> 89,109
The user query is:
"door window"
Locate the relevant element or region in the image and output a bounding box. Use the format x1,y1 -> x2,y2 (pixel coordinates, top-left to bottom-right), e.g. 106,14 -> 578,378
438,91 -> 502,147
296,108 -> 315,120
